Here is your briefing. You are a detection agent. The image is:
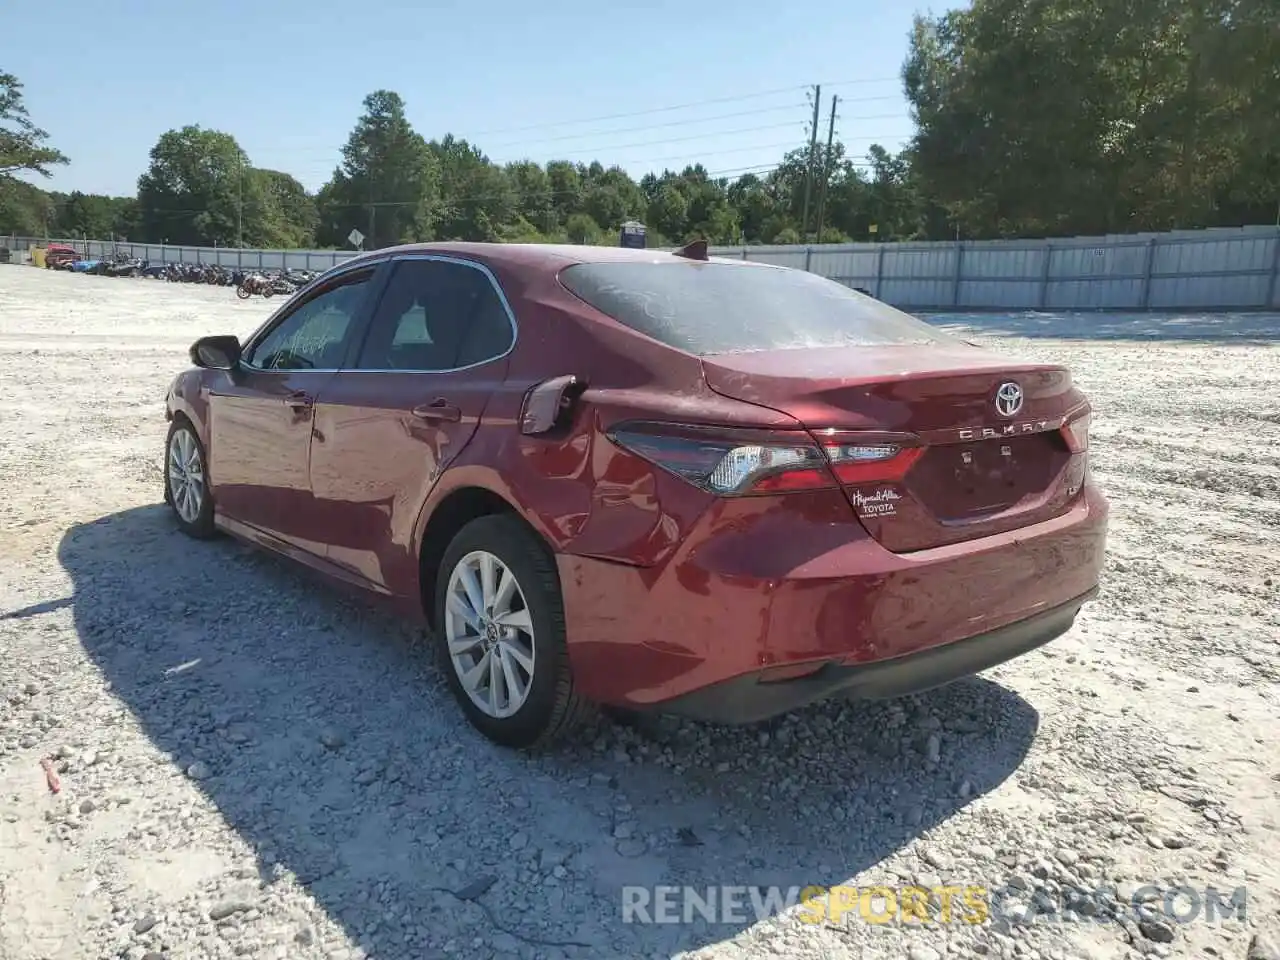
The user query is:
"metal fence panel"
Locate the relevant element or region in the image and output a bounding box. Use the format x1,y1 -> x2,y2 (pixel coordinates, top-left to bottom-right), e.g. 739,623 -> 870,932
1270,236 -> 1280,309
737,246 -> 809,269
881,244 -> 957,281
880,279 -> 956,308
958,279 -> 1041,309
808,246 -> 878,282
9,226 -> 1280,311
1148,274 -> 1271,309
1154,234 -> 1272,274
1046,278 -> 1144,310
961,244 -> 1047,280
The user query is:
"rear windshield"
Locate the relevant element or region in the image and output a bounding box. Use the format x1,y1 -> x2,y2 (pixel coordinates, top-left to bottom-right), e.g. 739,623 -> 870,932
558,260 -> 956,355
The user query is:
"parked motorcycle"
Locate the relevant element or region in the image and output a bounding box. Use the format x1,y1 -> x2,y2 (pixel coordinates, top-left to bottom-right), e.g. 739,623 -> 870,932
236,273 -> 272,299
283,269 -> 317,288
268,276 -> 297,297
99,255 -> 146,278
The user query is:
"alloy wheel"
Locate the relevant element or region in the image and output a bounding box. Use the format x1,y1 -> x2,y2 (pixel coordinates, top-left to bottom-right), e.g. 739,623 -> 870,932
168,427 -> 205,524
444,550 -> 536,719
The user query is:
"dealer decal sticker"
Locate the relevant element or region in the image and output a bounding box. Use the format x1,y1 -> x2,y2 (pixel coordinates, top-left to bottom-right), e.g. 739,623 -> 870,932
850,487 -> 902,518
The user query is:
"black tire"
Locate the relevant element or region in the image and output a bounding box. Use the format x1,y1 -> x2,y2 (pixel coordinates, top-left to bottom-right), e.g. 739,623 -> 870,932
236,284 -> 251,299
163,419 -> 216,539
433,515 -> 594,749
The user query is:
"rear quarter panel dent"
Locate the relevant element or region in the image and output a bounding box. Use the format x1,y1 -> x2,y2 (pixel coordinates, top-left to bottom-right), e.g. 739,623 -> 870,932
423,415 -> 708,568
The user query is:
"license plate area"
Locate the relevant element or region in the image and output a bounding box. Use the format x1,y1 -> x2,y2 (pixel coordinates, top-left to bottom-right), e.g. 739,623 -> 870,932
911,433 -> 1066,519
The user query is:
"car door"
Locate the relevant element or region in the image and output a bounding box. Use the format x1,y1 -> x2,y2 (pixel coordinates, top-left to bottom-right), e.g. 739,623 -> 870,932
207,264 -> 380,554
308,255 -> 517,596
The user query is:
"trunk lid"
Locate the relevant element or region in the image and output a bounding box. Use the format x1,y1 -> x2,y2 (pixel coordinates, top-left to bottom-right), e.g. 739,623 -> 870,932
700,344 -> 1089,552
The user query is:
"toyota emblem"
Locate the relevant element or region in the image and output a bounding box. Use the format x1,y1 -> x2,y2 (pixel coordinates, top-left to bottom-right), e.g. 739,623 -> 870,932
993,381 -> 1024,418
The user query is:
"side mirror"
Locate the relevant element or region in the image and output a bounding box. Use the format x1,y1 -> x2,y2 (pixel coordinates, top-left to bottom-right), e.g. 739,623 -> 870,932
190,335 -> 242,370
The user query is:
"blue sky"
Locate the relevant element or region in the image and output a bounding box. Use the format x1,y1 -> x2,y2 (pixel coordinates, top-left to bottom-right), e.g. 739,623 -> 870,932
7,0 -> 942,197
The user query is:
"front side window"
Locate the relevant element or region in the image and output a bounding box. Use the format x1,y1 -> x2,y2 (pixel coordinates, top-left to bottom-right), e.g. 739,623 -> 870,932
247,272 -> 373,370
355,259 -> 513,371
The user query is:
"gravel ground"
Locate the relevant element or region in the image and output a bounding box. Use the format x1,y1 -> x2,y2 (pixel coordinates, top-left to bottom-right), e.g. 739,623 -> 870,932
0,266 -> 1277,960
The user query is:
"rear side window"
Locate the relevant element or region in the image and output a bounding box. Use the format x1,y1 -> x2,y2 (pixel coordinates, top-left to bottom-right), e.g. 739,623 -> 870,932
355,259 -> 514,371
558,261 -> 957,356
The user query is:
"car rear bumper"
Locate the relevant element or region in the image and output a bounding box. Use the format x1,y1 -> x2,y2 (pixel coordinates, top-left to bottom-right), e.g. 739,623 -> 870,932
636,588 -> 1093,724
558,483 -> 1108,720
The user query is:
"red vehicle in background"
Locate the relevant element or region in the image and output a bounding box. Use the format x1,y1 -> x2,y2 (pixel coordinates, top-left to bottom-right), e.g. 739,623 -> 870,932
44,244 -> 82,269
162,241 -> 1108,748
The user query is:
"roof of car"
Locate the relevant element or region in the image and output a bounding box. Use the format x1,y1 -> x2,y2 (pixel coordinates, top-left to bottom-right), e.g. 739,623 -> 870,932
341,241 -> 767,272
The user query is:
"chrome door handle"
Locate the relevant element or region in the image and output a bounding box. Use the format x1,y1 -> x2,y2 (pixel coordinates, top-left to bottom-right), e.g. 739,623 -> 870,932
284,392 -> 313,411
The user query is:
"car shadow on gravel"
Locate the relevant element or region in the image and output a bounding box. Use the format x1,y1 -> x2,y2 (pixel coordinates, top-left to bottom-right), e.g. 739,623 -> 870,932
63,505 -> 1041,959
922,309 -> 1280,343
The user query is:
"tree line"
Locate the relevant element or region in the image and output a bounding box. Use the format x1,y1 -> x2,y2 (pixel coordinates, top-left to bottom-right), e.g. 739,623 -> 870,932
2,0 -> 1276,250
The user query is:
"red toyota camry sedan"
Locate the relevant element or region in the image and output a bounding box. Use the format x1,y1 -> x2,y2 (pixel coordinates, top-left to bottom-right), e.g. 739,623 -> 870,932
163,241 -> 1107,747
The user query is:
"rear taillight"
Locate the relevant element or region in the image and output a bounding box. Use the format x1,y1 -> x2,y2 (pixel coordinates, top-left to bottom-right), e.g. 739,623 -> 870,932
607,422 -> 921,496
1061,411 -> 1091,487
823,442 -> 924,485
1061,412 -> 1090,453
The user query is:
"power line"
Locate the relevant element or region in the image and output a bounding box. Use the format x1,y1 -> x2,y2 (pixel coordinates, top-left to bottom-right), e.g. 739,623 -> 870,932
53,77 -> 907,194
67,77 -> 908,200
465,77 -> 900,136
495,120 -> 807,159
282,119 -> 907,185
819,77 -> 903,88
211,87 -> 906,175
482,102 -> 810,148
619,145 -> 873,169
279,134 -> 892,188
616,141 -> 808,167
466,84 -> 807,136
240,90 -> 905,163
483,112 -> 904,162
478,96 -> 901,150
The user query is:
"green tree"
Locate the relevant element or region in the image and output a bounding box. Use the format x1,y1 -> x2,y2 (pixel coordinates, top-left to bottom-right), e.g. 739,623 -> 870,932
0,178 -> 53,235
903,0 -> 1279,237
316,90 -> 438,249
429,135 -> 515,241
727,174 -> 778,243
251,169 -> 317,247
0,72 -> 68,179
545,160 -> 584,224
564,212 -> 602,244
676,165 -> 739,243
645,179 -> 689,243
0,71 -> 67,236
136,126 -> 259,245
581,162 -> 645,232
49,191 -> 137,239
505,160 -> 557,235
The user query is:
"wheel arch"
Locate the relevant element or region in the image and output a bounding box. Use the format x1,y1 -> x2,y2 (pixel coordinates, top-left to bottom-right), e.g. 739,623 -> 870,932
165,371 -> 211,447
166,407 -> 206,451
417,484 -> 555,629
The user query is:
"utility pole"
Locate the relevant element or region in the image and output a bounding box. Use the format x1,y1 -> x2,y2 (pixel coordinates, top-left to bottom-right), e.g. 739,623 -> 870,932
236,155 -> 243,249
800,84 -> 821,242
815,94 -> 839,243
